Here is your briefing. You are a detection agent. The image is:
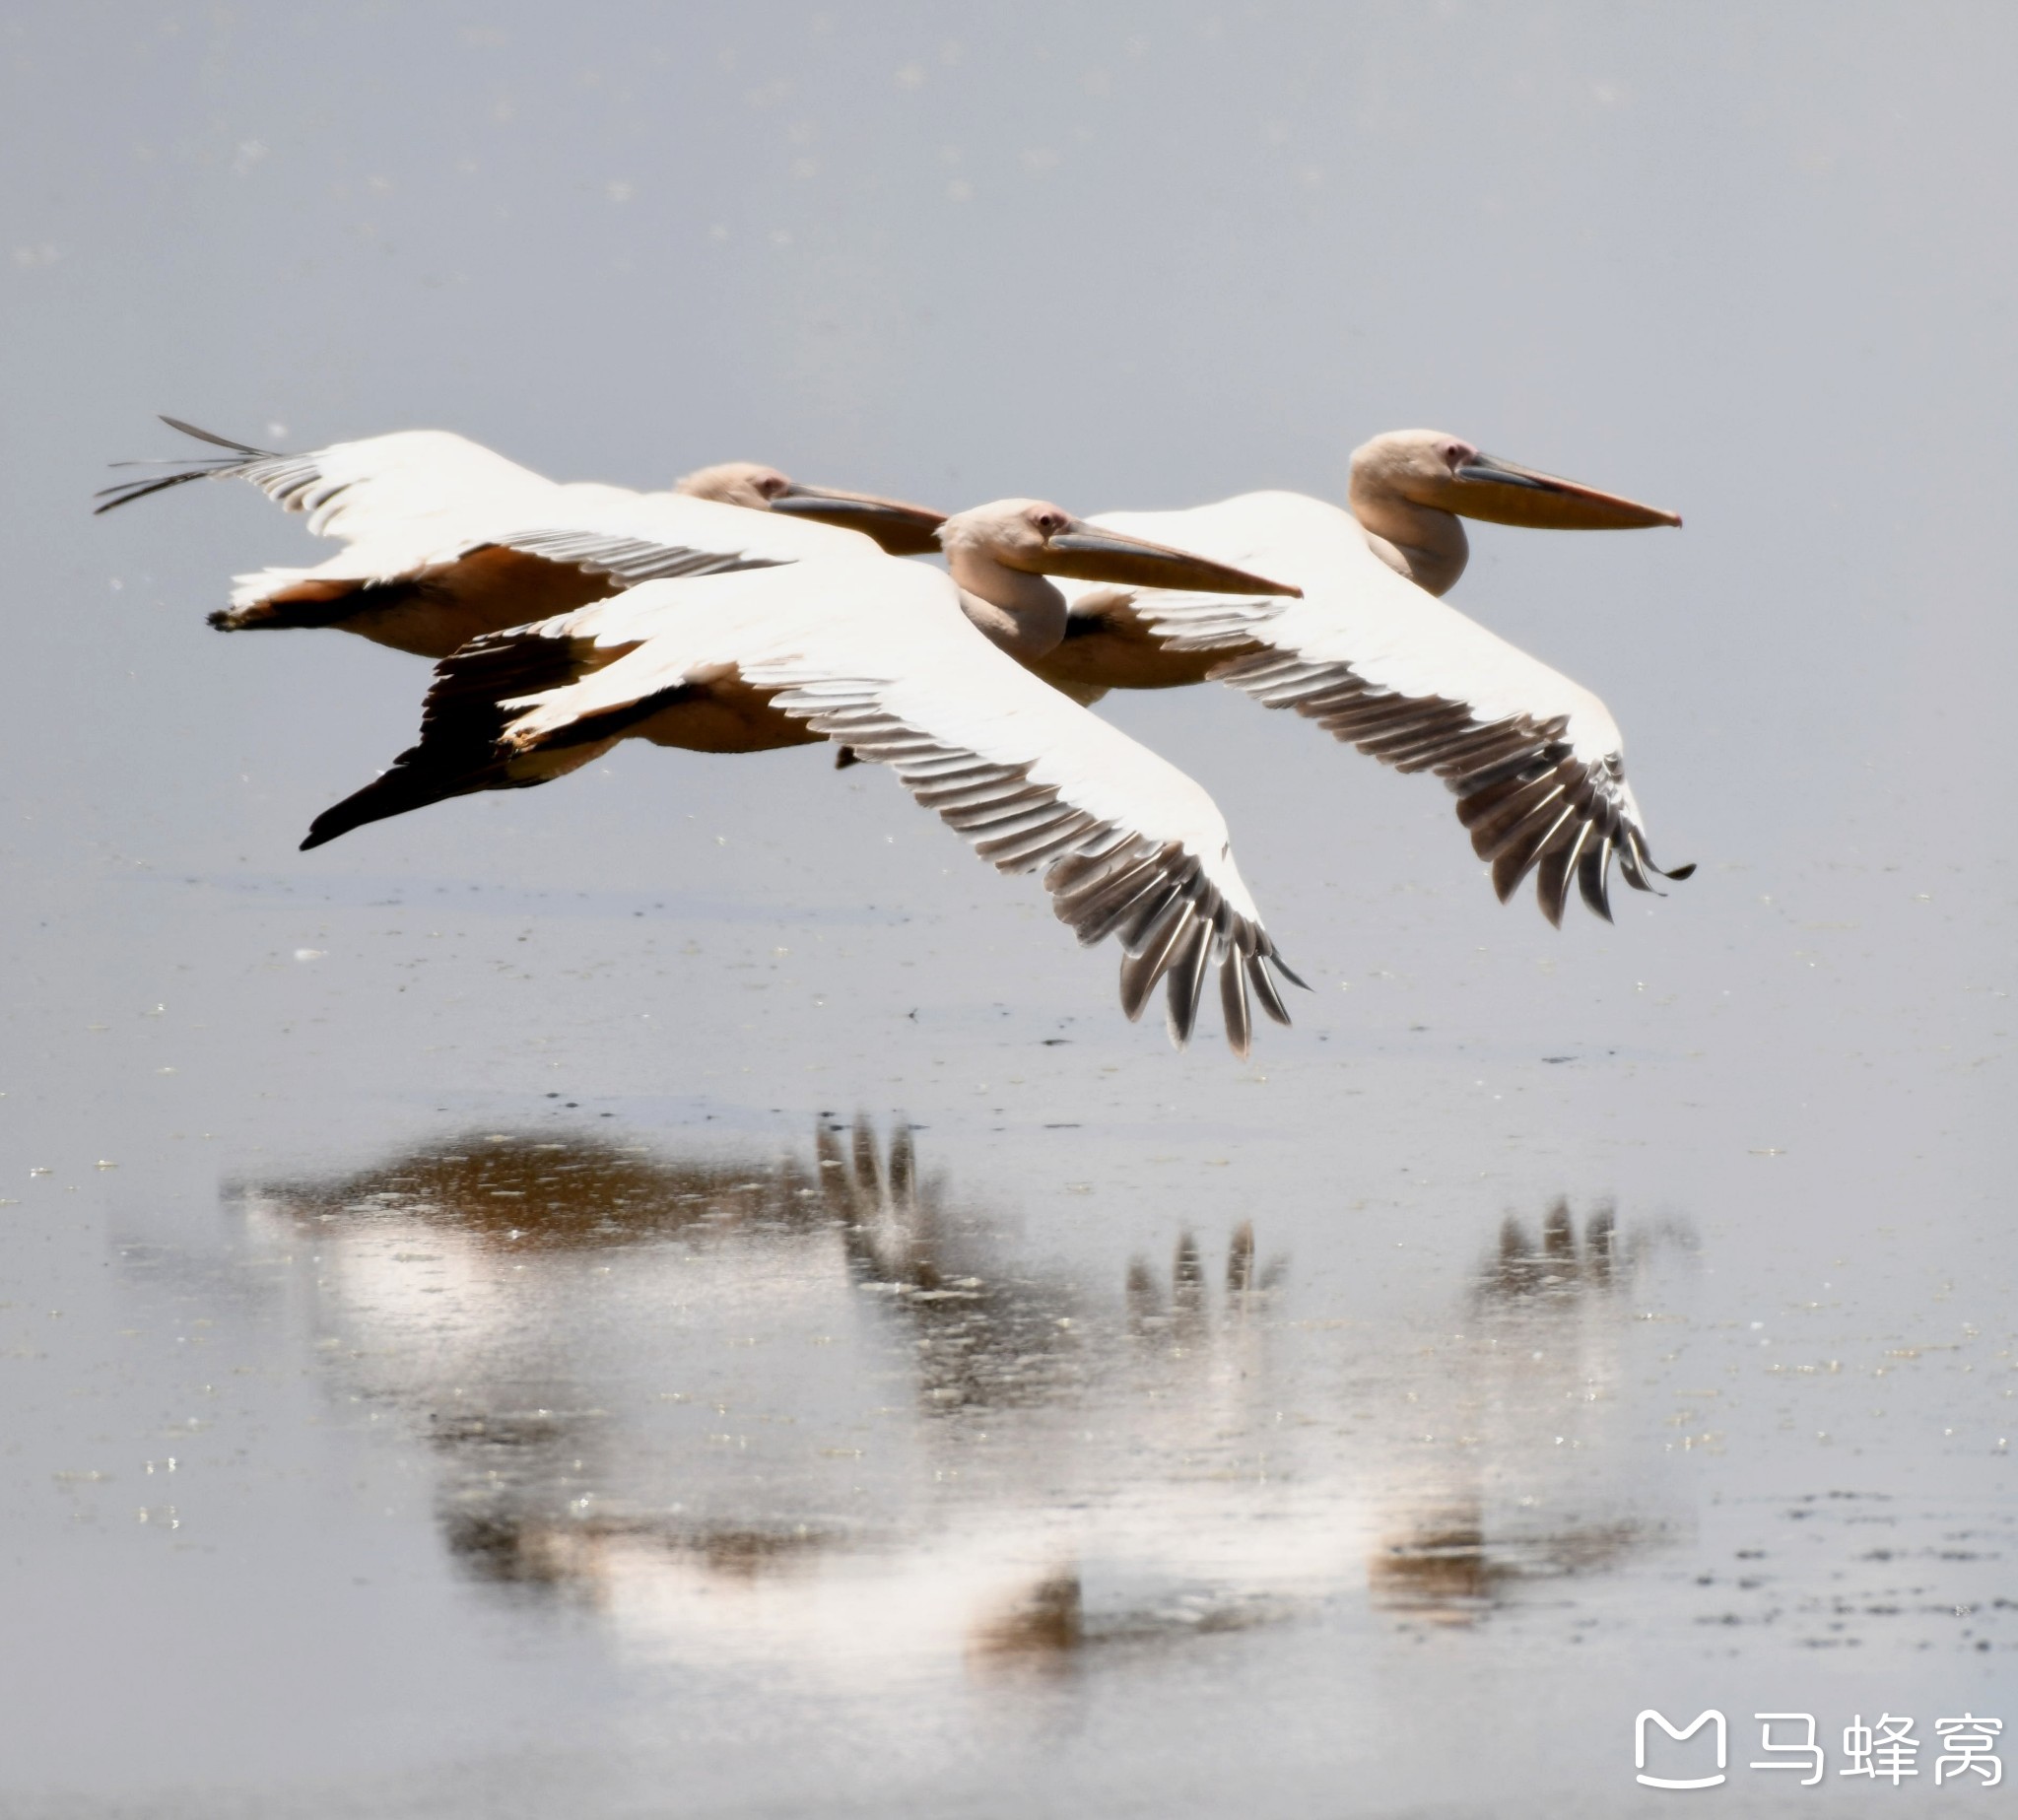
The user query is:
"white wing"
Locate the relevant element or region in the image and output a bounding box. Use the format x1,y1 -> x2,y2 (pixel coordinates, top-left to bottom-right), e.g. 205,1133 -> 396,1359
486,484 -> 883,586
99,420 -> 881,622
1064,491 -> 1691,924
314,557 -> 1302,1054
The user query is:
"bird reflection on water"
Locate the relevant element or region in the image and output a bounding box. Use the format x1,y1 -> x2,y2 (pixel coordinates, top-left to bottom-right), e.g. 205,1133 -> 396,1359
229,1125 -> 1690,1677
1370,1200 -> 1690,1621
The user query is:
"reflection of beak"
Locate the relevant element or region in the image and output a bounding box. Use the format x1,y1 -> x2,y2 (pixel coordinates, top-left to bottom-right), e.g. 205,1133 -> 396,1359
1450,453 -> 1681,531
1040,520 -> 1302,597
768,484 -> 949,557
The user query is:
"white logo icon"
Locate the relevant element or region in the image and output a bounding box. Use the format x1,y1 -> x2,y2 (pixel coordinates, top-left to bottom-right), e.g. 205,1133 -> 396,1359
1636,1710 -> 1727,1789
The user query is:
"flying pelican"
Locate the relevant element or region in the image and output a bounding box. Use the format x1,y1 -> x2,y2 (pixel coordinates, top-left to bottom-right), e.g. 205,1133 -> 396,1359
297,501 -> 1308,1053
1027,431 -> 1692,925
95,418 -> 948,658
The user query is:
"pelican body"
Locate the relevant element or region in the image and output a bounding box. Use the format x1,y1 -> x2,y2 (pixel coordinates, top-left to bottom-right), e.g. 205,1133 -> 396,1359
302,501 -> 1307,1055
96,419 -> 948,658
1027,431 -> 1691,925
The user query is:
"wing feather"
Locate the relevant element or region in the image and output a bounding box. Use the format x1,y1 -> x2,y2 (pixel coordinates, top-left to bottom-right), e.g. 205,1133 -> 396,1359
101,420 -> 875,644
1073,491 -> 1691,922
305,558 -> 1299,1053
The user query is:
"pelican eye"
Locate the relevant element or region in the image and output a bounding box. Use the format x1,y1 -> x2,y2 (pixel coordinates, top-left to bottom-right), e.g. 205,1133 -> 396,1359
755,472 -> 792,501
1440,440 -> 1475,473
1030,507 -> 1070,536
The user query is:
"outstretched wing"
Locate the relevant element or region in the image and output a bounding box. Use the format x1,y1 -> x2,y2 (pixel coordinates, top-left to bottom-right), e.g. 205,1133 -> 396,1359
1071,492 -> 1691,925
96,419 -> 558,533
97,420 -> 879,640
307,558 -> 1302,1054
486,482 -> 882,579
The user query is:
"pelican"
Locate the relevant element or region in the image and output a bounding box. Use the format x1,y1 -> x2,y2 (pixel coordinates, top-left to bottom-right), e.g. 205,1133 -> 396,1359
297,502 -> 1308,1053
95,418 -> 947,658
1029,431 -> 1693,924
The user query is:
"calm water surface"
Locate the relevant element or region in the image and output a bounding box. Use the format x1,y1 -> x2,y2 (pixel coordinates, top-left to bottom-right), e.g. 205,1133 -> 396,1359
3,6 -> 2014,1815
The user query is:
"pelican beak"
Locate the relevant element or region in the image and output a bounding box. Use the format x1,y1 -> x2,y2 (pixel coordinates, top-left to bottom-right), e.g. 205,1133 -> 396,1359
1448,453 -> 1681,531
767,483 -> 949,557
1040,520 -> 1303,597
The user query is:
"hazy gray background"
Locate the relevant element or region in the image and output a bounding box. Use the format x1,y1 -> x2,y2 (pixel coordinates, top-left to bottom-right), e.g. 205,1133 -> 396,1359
3,4 -> 2014,1815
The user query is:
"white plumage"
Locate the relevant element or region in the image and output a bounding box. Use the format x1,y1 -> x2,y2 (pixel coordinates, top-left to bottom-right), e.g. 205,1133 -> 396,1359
507,561 -> 1265,907
218,433 -> 885,592
1042,474 -> 1691,925
97,420 -> 946,656
303,505 -> 1305,1054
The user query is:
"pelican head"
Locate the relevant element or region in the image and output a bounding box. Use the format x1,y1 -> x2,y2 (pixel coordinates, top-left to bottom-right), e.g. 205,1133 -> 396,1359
935,500 -> 1299,662
939,500 -> 1301,596
675,461 -> 948,557
1348,430 -> 1679,596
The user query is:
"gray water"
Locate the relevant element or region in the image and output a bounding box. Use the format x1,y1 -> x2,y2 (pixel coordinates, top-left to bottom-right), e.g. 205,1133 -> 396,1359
2,5 -> 2013,1814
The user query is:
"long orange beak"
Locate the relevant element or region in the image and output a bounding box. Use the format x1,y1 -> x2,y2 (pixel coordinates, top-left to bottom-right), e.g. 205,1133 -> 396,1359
1037,519 -> 1302,597
768,483 -> 948,557
1448,452 -> 1681,531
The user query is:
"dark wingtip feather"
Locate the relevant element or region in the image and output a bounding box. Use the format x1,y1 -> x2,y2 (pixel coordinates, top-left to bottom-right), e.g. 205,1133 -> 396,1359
1116,882 -> 1186,957
1616,831 -> 1696,898
158,416 -> 274,456
1269,954 -> 1312,992
1535,833 -> 1579,930
1162,920 -> 1212,1050
1117,901 -> 1196,1026
95,419 -> 278,514
1116,942 -> 1161,1023
867,731 -> 1293,1057
1247,955 -> 1293,1027
92,468 -> 223,514
1062,859 -> 1168,950
1578,838 -> 1615,923
1219,952 -> 1252,1060
1490,799 -> 1579,908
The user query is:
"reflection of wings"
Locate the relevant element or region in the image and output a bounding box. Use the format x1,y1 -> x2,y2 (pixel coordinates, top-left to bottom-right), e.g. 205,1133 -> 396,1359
232,1129 -> 833,1250
1478,1198 -> 1622,1304
1470,1196 -> 1696,1311
234,1126 -> 1679,1661
1374,1196 -> 1680,1621
1066,492 -> 1692,924
315,559 -> 1301,1052
1125,1224 -> 1284,1338
96,420 -> 876,646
